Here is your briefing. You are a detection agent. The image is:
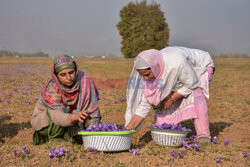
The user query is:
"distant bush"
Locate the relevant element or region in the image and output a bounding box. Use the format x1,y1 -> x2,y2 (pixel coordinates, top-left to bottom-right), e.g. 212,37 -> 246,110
0,50 -> 49,57
117,0 -> 169,58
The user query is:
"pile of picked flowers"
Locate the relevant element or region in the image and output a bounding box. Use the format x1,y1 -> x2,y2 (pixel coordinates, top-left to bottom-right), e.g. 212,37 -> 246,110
84,123 -> 129,132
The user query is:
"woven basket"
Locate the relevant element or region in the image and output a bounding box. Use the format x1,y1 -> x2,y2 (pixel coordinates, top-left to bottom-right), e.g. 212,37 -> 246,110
78,131 -> 135,152
150,130 -> 188,147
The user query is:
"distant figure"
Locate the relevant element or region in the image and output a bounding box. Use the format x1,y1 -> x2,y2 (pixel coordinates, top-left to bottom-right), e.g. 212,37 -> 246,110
125,46 -> 215,143
31,55 -> 101,145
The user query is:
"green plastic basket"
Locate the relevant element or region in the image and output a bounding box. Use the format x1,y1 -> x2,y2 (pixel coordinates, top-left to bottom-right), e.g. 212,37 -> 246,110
78,130 -> 135,136
78,130 -> 136,152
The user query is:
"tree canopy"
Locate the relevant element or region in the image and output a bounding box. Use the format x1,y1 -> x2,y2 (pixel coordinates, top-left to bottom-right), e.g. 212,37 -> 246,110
117,0 -> 169,58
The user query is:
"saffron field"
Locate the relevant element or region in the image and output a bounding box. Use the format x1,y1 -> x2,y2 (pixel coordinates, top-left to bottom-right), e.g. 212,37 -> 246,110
0,57 -> 249,166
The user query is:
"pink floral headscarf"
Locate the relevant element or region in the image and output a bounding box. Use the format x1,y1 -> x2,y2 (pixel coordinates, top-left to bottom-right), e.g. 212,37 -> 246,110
41,55 -> 100,114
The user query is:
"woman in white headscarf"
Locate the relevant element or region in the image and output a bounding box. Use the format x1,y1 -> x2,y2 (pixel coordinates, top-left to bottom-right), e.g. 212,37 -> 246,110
125,46 -> 215,142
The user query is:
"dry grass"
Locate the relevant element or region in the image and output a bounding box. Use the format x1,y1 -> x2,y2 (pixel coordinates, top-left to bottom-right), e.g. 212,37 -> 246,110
0,57 -> 249,166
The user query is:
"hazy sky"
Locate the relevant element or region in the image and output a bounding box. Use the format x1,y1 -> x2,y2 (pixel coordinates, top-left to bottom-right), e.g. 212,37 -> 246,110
0,0 -> 249,57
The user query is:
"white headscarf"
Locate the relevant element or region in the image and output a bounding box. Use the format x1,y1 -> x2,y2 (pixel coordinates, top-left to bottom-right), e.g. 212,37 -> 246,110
135,57 -> 150,69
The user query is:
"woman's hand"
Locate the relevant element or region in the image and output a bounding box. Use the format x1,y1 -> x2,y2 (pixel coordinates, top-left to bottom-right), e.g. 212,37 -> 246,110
162,98 -> 175,110
126,114 -> 144,130
160,93 -> 173,110
68,111 -> 89,124
160,92 -> 184,110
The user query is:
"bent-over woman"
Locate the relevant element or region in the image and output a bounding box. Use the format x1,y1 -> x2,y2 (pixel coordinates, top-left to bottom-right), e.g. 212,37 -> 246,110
125,46 -> 215,142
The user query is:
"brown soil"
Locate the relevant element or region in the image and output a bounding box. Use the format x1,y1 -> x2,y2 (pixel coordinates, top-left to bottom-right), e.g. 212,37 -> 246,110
0,57 -> 249,166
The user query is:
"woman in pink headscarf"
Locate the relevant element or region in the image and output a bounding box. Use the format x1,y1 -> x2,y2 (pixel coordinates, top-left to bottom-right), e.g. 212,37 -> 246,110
125,46 -> 215,143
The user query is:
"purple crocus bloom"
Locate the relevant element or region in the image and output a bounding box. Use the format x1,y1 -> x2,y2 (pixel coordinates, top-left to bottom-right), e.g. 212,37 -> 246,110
50,147 -> 56,151
88,147 -> 98,154
114,100 -> 118,104
0,98 -> 3,103
178,152 -> 184,158
48,152 -> 55,158
215,157 -> 221,163
193,143 -> 200,151
13,150 -> 18,156
24,100 -> 31,104
21,146 -> 29,154
205,140 -> 210,144
54,150 -> 60,154
212,136 -> 217,143
34,97 -> 39,100
6,99 -> 11,104
129,149 -> 139,156
59,147 -> 68,153
224,139 -> 230,146
171,151 -> 176,156
120,97 -> 126,102
58,152 -> 64,157
62,148 -> 68,153
182,141 -> 189,148
240,153 -> 248,157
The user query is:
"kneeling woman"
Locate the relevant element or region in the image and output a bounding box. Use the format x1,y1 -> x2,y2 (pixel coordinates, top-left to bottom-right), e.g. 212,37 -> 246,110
31,55 -> 101,145
125,46 -> 215,142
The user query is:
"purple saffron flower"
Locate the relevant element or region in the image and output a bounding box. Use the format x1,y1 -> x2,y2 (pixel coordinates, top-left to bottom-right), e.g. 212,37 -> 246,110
120,97 -> 126,102
193,143 -> 200,151
24,100 -> 31,104
21,146 -> 29,154
88,147 -> 98,154
13,150 -> 18,156
215,157 -> 221,163
205,140 -> 210,144
212,136 -> 217,143
6,99 -> 11,104
114,100 -> 118,104
149,123 -> 190,132
182,141 -> 190,148
48,152 -> 55,158
59,147 -> 68,153
50,147 -> 56,151
224,139 -> 230,146
54,150 -> 60,154
0,98 -> 3,103
171,151 -> 176,156
240,153 -> 248,157
34,97 -> 39,100
178,152 -> 184,158
62,148 -> 68,153
129,149 -> 139,156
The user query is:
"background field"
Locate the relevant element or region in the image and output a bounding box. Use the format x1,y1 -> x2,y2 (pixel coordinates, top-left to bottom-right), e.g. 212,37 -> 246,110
0,57 -> 249,166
